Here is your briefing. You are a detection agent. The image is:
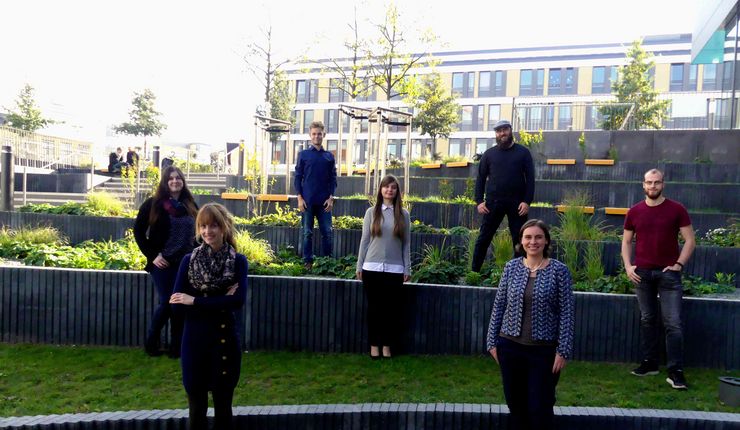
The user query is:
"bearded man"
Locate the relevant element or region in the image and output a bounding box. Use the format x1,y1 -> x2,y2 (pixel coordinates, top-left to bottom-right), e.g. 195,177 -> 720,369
471,119 -> 535,272
622,168 -> 695,390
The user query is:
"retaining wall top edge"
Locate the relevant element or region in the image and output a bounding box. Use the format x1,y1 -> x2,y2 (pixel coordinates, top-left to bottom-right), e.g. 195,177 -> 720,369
1,404 -> 738,423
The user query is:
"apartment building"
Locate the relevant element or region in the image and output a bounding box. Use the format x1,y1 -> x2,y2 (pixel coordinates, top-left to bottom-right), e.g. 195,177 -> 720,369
278,33 -> 735,164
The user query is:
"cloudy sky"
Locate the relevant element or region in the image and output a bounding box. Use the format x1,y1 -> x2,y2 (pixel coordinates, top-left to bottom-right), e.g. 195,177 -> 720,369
0,0 -> 698,152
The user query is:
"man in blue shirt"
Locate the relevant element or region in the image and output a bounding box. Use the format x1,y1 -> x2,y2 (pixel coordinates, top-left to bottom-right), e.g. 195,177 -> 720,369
294,121 -> 337,269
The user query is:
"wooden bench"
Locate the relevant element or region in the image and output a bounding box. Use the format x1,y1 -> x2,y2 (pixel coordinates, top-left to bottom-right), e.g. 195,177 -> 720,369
604,207 -> 629,215
546,159 -> 576,165
555,205 -> 595,214
446,161 -> 469,168
256,194 -> 289,202
221,192 -> 249,200
585,159 -> 615,166
421,163 -> 442,169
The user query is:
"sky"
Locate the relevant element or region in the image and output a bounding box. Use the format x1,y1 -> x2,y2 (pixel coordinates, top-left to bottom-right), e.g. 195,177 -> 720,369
0,0 -> 699,155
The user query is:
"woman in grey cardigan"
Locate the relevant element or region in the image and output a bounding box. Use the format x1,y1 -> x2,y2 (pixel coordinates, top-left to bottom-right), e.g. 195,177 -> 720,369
356,175 -> 411,359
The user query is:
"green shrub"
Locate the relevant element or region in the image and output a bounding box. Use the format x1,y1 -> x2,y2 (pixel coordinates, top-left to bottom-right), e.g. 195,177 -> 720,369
683,274 -> 735,296
310,255 -> 357,279
553,190 -> 605,241
411,260 -> 465,284
0,226 -> 65,246
582,241 -> 604,283
333,216 -> 363,230
464,271 -> 482,286
234,230 -> 275,266
86,192 -> 128,217
492,230 -> 513,269
702,221 -> 739,247
448,226 -> 471,236
190,188 -> 213,195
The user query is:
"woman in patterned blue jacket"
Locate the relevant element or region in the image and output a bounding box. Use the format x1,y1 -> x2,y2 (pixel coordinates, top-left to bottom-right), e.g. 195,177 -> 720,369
487,219 -> 575,430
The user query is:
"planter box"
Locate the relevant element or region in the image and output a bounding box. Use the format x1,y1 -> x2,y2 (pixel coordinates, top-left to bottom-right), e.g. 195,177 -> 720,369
1,267 -> 738,368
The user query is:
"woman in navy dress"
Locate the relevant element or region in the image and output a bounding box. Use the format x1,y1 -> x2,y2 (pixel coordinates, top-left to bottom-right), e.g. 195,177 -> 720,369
170,203 -> 248,430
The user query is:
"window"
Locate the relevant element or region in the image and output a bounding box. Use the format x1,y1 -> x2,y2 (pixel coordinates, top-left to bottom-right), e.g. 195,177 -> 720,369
291,110 -> 300,133
520,69 -> 544,96
550,68 -> 578,94
548,69 -> 561,94
326,139 -> 338,158
493,71 -> 506,96
458,105 -> 482,131
475,138 -> 495,154
356,79 -> 376,102
479,72 -> 491,97
324,109 -> 339,133
302,110 -> 314,133
296,79 -> 318,103
411,138 -> 430,159
329,79 -> 345,102
670,64 -> 684,91
722,60 -> 735,91
452,72 -> 475,97
272,141 -> 286,164
557,104 -> 572,130
703,64 -> 718,90
487,105 -> 501,130
448,138 -> 471,157
688,65 -> 697,91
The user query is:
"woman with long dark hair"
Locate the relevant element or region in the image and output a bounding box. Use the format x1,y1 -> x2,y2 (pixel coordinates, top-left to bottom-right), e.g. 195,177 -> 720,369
355,175 -> 411,359
487,219 -> 575,430
134,165 -> 198,357
170,203 -> 248,430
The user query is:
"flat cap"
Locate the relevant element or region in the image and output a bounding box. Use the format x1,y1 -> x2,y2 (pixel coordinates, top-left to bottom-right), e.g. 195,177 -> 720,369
492,119 -> 512,130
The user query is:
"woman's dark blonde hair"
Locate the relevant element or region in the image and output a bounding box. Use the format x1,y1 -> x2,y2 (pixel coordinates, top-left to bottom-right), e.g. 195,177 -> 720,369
370,175 -> 405,239
195,203 -> 237,250
515,219 -> 551,258
148,165 -> 198,225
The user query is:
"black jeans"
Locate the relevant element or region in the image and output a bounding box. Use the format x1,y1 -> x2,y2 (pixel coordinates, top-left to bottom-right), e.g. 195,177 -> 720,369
147,265 -> 183,353
635,268 -> 684,370
497,337 -> 560,430
188,389 -> 234,430
362,270 -> 403,347
472,201 -> 527,272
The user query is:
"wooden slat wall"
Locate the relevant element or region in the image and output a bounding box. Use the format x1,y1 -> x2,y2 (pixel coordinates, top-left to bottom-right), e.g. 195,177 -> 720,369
1,268 -> 738,369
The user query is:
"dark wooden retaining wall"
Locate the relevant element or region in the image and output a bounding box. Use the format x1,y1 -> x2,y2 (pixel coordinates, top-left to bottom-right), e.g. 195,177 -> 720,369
1,405 -> 738,429
1,268 -> 738,369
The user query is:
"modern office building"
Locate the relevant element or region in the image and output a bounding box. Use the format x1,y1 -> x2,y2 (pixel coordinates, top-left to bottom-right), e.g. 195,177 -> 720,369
692,0 -> 739,130
279,32 -> 735,164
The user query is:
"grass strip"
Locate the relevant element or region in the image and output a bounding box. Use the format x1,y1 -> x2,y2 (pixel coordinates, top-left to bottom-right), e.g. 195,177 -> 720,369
0,344 -> 738,417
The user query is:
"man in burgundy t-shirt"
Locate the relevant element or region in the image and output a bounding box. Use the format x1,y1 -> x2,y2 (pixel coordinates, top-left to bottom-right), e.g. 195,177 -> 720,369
622,168 -> 695,390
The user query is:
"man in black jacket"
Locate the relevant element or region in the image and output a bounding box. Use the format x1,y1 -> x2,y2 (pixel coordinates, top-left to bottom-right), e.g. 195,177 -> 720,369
471,120 -> 535,272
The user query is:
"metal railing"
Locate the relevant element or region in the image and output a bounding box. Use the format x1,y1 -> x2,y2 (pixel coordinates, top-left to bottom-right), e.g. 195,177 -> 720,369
0,126 -> 93,169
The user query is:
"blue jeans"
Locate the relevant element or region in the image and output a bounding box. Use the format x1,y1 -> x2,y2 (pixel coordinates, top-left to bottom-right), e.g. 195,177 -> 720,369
302,204 -> 333,263
635,268 -> 684,370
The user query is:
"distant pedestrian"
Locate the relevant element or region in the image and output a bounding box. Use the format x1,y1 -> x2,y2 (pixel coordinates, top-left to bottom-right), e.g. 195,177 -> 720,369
622,168 -> 695,390
472,119 -> 535,273
294,120 -> 337,270
133,166 -> 198,358
108,147 -> 125,173
356,175 -> 411,359
170,203 -> 248,430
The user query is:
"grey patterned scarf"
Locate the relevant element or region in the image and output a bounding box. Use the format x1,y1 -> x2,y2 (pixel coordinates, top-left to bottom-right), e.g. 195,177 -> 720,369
188,243 -> 237,295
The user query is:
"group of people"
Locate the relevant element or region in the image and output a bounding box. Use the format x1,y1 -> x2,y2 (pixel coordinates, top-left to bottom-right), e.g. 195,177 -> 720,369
107,146 -> 140,173
133,119 -> 696,430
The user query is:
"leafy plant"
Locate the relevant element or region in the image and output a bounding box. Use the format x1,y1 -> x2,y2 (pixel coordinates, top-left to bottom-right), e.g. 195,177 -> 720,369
578,132 -> 587,159
492,229 -> 513,269
234,230 -> 275,266
582,241 -> 604,283
552,190 -> 605,241
518,129 -> 545,158
464,177 -> 476,201
701,221 -> 739,247
559,239 -> 580,280
85,192 -> 128,217
438,179 -> 453,200
189,188 -> 213,195
310,255 -> 357,279
464,271 -> 482,286
333,216 -> 363,230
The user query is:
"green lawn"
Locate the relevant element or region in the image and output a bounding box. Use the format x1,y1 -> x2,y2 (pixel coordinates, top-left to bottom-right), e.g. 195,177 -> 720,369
1,344 -> 738,417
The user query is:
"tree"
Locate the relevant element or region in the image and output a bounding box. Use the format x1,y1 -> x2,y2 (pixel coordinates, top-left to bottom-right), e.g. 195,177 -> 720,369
268,70 -> 292,142
114,89 -> 167,150
243,24 -> 291,116
3,84 -> 55,132
311,7 -> 374,103
599,40 -> 670,130
409,72 -> 459,157
366,3 -> 435,102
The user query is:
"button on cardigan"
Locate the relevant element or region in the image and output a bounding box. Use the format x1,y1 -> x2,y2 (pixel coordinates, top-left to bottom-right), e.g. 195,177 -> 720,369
486,257 -> 575,359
